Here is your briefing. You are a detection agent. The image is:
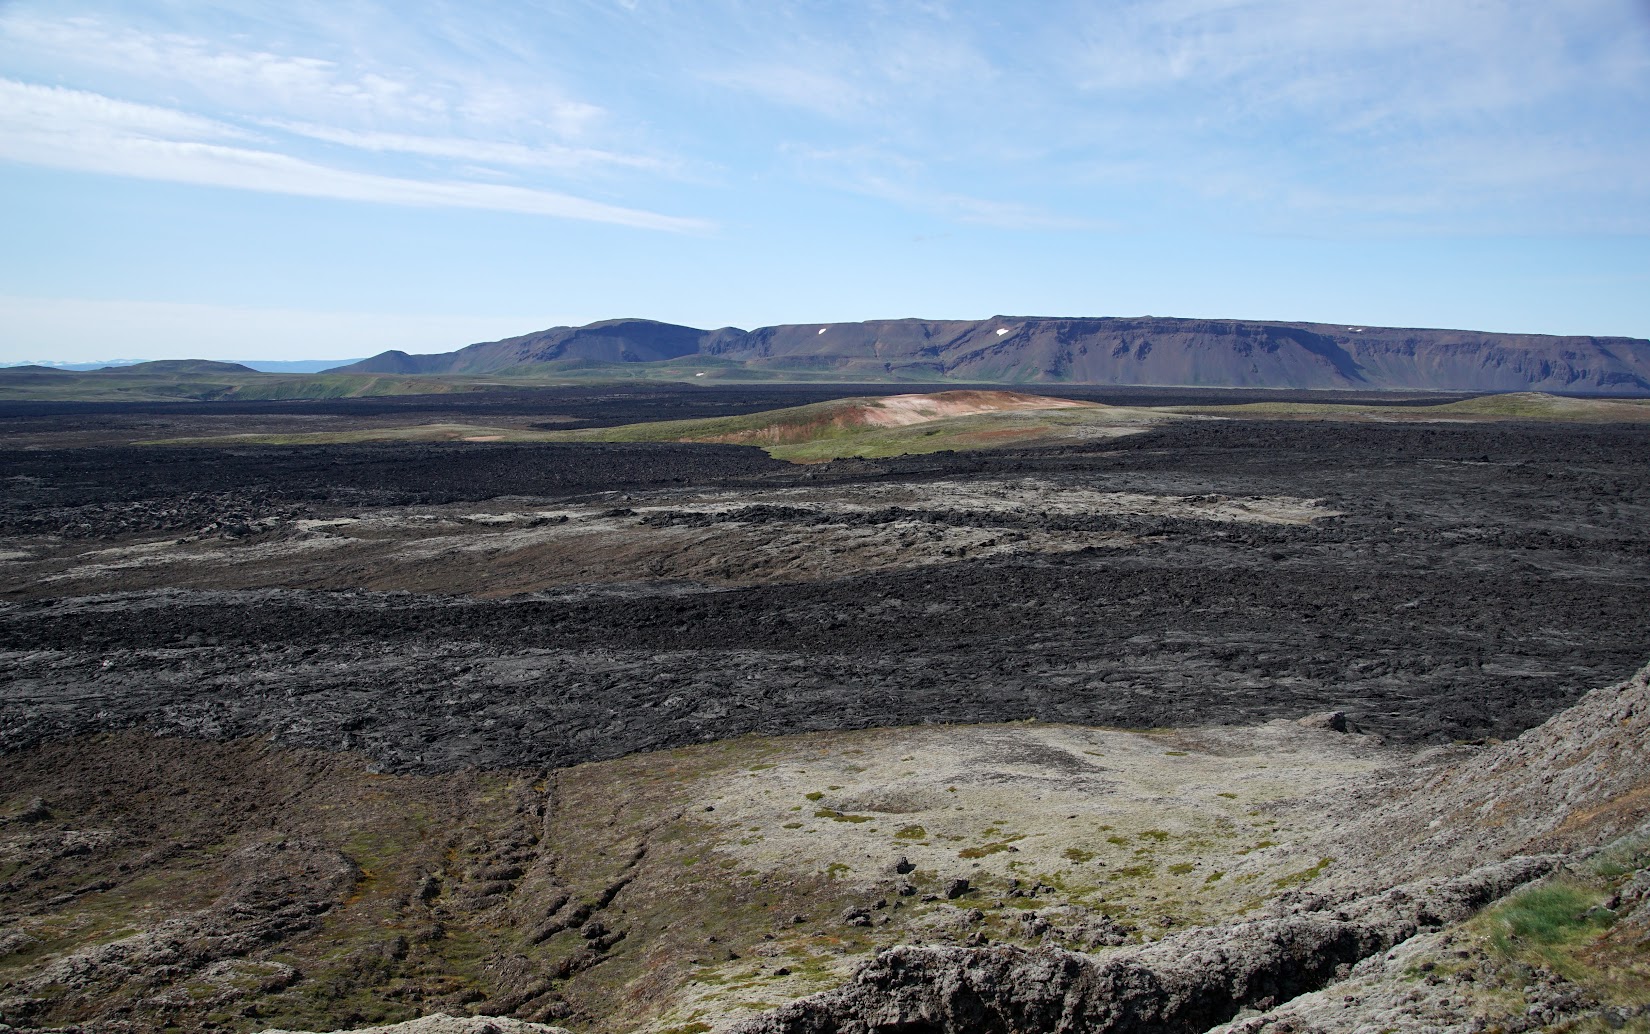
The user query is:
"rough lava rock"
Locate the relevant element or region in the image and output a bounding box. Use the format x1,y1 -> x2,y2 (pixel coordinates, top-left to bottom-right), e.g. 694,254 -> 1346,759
729,857 -> 1557,1034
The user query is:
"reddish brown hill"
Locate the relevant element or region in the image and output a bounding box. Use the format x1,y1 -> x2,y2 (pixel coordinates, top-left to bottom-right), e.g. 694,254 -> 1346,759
690,389 -> 1094,446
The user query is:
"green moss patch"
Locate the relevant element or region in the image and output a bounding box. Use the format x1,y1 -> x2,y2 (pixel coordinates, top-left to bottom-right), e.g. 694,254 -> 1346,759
958,842 -> 1018,859
1273,857 -> 1333,888
813,808 -> 874,823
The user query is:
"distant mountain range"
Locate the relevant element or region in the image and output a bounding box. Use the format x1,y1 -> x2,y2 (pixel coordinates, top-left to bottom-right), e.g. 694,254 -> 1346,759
1,358 -> 364,373
0,360 -> 259,378
0,360 -> 491,403
331,316 -> 1650,394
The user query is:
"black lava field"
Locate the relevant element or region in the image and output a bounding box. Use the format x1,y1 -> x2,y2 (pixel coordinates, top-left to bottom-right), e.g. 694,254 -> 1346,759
3,403 -> 1647,773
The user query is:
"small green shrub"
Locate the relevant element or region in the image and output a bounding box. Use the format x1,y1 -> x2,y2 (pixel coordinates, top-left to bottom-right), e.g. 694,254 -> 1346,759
1588,835 -> 1650,879
1488,882 -> 1612,956
894,824 -> 927,840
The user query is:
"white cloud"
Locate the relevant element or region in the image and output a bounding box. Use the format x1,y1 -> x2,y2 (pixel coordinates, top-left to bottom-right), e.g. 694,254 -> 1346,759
1,14 -> 532,129
267,120 -> 668,174
698,4 -> 998,121
0,79 -> 709,231
1033,0 -> 1650,232
0,75 -> 254,144
1068,0 -> 1647,125
783,144 -> 1110,231
707,63 -> 879,119
0,0 -> 1643,244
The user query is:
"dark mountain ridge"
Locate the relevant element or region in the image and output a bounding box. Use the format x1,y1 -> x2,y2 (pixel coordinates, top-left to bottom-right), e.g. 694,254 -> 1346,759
332,315 -> 1650,394
98,359 -> 259,375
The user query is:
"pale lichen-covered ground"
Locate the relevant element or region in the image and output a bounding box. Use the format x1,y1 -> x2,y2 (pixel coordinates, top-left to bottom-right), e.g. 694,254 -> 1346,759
3,477 -> 1333,598
627,718 -> 1396,1029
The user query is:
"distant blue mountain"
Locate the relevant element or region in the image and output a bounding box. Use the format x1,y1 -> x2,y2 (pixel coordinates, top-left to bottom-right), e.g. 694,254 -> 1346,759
0,359 -> 149,370
0,358 -> 364,373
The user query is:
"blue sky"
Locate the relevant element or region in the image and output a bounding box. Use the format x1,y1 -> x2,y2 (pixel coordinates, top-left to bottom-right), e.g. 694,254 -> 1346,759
2,0 -> 1648,362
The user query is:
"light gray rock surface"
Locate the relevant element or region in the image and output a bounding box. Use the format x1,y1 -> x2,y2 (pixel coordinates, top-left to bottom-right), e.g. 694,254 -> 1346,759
258,1013 -> 572,1034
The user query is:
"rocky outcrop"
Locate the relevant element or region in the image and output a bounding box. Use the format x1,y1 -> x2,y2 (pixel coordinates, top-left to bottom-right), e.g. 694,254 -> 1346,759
334,316 -> 1650,394
1208,829 -> 1650,1034
733,663 -> 1650,1034
0,838 -> 358,1028
1347,661 -> 1650,878
730,857 -> 1556,1034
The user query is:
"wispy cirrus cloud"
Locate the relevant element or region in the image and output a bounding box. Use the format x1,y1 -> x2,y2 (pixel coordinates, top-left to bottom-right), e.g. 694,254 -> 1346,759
692,0 -> 1649,234
782,144 -> 1111,232
706,62 -> 881,121
0,79 -> 709,231
1064,0 -> 1650,137
0,13 -> 603,135
266,121 -> 671,175
0,7 -> 709,229
698,4 -> 999,124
